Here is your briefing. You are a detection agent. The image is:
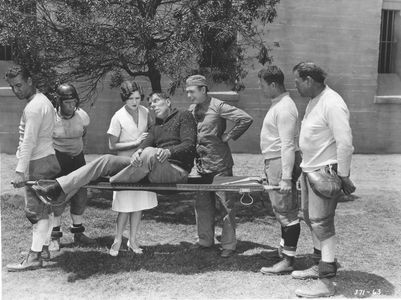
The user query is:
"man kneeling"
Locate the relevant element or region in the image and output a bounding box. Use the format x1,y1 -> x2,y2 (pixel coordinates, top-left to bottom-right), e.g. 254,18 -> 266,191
34,92 -> 197,201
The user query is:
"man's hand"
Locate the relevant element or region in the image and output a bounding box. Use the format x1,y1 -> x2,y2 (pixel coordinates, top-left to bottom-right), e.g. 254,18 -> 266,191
12,172 -> 26,188
130,150 -> 143,167
156,148 -> 171,163
339,176 -> 356,195
279,179 -> 292,193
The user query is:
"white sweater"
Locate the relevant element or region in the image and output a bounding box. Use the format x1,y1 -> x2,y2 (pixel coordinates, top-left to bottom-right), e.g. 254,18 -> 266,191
299,86 -> 354,176
16,93 -> 55,173
260,92 -> 299,180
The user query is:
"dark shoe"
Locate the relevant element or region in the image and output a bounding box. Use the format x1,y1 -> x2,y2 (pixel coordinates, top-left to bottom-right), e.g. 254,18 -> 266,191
7,250 -> 43,272
74,232 -> 97,246
260,257 -> 294,275
291,264 -> 319,280
41,245 -> 51,261
221,249 -> 235,258
32,181 -> 62,203
295,278 -> 335,298
190,243 -> 213,250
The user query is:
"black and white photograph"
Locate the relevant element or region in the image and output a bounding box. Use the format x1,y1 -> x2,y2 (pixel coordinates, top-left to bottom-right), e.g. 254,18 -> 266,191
0,0 -> 400,298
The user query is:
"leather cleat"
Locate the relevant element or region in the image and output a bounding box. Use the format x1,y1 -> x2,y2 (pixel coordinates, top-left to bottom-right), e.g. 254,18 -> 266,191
292,264 -> 319,280
7,250 -> 43,272
295,278 -> 335,298
32,180 -> 62,203
260,257 -> 294,275
41,245 -> 51,261
221,249 -> 235,258
74,232 -> 97,246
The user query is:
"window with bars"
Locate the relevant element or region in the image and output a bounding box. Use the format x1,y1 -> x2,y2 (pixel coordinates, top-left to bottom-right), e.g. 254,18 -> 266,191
378,10 -> 398,73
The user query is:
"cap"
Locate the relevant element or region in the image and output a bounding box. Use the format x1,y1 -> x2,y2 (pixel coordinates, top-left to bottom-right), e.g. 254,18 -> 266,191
186,75 -> 208,88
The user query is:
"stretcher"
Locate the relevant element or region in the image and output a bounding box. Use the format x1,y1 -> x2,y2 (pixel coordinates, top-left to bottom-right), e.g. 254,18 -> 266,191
23,176 -> 279,206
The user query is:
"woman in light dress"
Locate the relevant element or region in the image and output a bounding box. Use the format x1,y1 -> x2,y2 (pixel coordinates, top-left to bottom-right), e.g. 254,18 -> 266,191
107,81 -> 157,256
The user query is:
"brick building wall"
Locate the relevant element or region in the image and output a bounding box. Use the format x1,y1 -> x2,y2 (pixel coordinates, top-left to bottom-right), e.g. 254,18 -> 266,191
1,0 -> 401,154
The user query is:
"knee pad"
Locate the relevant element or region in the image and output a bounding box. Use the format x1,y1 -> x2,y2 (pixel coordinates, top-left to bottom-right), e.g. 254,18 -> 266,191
25,209 -> 40,225
310,214 -> 335,241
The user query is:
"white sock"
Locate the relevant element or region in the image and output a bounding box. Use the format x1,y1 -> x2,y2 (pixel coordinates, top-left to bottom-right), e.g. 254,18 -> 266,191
31,219 -> 49,252
44,214 -> 54,246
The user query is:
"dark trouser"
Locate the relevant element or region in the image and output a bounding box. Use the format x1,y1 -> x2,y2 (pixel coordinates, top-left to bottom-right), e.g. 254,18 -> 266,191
25,154 -> 61,224
58,148 -> 188,196
52,150 -> 87,217
194,169 -> 236,250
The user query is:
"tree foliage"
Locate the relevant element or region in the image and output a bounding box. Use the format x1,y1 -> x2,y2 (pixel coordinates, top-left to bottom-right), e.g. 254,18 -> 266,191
0,0 -> 279,104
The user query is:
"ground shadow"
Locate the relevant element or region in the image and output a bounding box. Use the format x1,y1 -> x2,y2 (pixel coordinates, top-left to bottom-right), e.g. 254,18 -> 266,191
45,237 -> 279,281
335,270 -> 395,298
87,190 -> 274,225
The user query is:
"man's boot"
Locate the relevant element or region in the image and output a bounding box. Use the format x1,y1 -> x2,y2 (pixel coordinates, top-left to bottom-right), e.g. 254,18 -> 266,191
41,245 -> 51,261
291,248 -> 321,279
32,180 -> 62,202
294,261 -> 337,298
7,250 -> 43,272
260,254 -> 294,275
71,224 -> 96,246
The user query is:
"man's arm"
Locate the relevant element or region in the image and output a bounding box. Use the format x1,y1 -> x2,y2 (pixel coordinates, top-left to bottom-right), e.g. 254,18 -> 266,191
277,108 -> 298,181
325,102 -> 354,177
165,111 -> 196,158
138,125 -> 156,150
15,108 -> 42,174
218,102 -> 253,142
326,101 -> 356,195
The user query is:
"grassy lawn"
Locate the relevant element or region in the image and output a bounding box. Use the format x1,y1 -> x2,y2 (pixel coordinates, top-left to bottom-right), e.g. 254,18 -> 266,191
1,153 -> 401,299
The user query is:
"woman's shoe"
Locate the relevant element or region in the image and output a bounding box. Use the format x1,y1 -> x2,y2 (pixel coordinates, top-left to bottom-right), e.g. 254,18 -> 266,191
109,240 -> 121,257
127,240 -> 143,254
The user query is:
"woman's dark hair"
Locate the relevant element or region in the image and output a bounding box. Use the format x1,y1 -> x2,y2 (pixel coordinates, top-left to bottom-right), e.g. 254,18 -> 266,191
120,80 -> 144,102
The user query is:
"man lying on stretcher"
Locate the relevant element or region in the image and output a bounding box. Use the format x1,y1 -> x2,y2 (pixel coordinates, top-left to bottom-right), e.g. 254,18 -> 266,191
33,92 -> 197,203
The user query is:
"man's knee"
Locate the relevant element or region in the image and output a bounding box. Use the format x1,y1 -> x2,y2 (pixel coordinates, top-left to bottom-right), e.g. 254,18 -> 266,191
141,147 -> 158,161
25,208 -> 48,224
310,215 -> 335,241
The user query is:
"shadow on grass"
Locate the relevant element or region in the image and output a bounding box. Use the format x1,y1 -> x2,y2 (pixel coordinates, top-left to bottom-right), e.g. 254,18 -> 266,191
87,190 -> 274,225
46,237 -> 279,282
336,270 -> 395,298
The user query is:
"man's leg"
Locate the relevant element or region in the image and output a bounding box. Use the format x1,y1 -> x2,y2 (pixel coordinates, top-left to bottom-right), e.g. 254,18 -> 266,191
212,169 -> 236,257
261,158 -> 300,274
70,188 -> 96,245
194,191 -> 216,248
58,154 -> 131,195
295,177 -> 338,298
7,155 -> 60,271
142,148 -> 188,183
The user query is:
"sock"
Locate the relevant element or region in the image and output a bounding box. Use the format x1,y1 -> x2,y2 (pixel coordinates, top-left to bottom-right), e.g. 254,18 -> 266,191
282,223 -> 300,257
31,220 -> 49,252
70,224 -> 85,234
318,260 -> 337,278
44,214 -> 54,246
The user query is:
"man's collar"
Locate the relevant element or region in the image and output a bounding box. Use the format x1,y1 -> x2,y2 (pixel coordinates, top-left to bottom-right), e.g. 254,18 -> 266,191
156,108 -> 178,124
271,91 -> 289,104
